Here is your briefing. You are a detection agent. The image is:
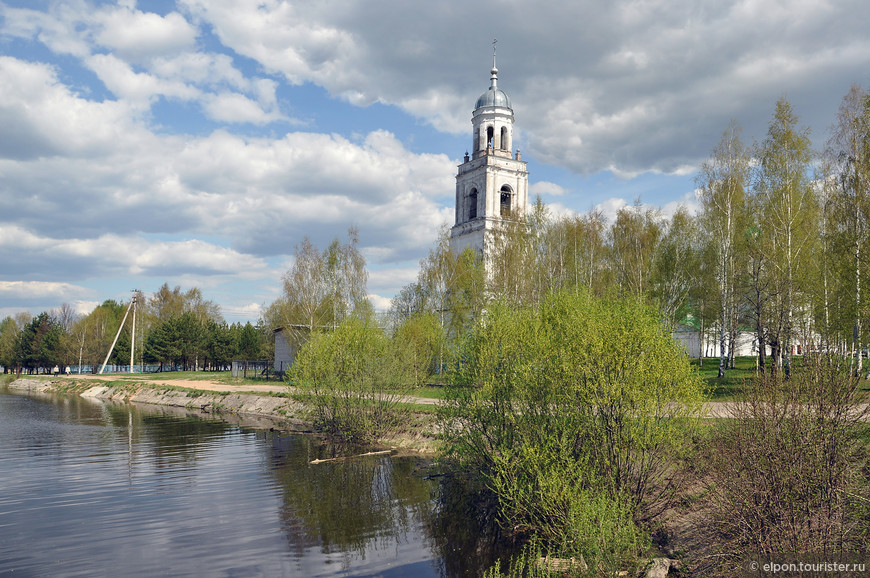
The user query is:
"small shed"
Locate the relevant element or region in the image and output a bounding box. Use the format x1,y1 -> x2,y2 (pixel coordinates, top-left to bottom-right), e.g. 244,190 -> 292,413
273,325 -> 311,375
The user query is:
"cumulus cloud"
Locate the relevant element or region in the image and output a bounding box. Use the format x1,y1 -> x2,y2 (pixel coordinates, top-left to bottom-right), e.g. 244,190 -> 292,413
179,0 -> 870,175
3,0 -> 870,321
93,7 -> 198,61
530,181 -> 568,197
0,281 -> 92,300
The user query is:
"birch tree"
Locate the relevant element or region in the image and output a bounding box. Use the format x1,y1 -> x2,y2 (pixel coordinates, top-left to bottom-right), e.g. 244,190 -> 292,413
697,121 -> 749,377
651,206 -> 701,327
609,200 -> 662,298
279,228 -> 368,336
824,84 -> 870,375
753,98 -> 817,377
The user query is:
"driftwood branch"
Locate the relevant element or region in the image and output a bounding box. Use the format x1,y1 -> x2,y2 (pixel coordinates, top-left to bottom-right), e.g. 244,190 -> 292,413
309,449 -> 393,464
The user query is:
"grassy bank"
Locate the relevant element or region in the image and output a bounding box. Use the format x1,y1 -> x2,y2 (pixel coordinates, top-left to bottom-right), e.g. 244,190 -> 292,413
694,355 -> 870,400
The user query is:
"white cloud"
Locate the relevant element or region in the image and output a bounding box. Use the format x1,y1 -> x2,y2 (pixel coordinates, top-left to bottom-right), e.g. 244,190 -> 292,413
0,57 -> 146,159
367,294 -> 392,312
149,52 -> 247,89
5,0 -> 870,322
530,181 -> 568,197
93,7 -> 198,61
1,2 -> 92,58
594,197 -> 629,224
86,53 -> 200,104
0,281 -> 91,300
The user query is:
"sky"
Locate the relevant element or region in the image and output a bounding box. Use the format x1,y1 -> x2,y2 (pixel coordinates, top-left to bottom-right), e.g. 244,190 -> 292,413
1,0 -> 869,323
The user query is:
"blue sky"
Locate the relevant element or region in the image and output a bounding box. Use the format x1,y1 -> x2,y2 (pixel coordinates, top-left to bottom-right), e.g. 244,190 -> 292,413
2,0 -> 869,322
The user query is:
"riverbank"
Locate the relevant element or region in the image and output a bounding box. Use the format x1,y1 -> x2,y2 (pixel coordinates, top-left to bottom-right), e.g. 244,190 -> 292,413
4,376 -> 441,453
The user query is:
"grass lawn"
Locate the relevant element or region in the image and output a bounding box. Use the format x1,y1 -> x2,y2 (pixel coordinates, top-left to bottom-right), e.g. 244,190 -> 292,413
412,384 -> 450,400
99,370 -> 283,387
692,356 -> 758,400
696,355 -> 870,400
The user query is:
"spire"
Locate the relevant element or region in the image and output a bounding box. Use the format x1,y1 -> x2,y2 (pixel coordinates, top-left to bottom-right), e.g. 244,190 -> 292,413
491,38 -> 498,89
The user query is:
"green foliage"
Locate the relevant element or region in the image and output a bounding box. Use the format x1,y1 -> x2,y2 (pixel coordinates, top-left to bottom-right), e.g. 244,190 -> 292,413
753,98 -> 817,375
205,321 -> 235,368
608,200 -> 663,297
441,290 -> 703,567
237,322 -> 260,360
393,312 -> 442,385
289,314 -> 416,443
17,312 -> 63,371
0,316 -> 23,371
144,311 -> 206,370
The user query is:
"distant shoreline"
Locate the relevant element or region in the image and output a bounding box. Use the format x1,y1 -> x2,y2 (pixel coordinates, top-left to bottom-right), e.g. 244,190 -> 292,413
4,376 -> 440,454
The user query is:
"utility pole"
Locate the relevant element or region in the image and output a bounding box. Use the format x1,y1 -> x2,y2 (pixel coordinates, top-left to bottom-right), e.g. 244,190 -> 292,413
99,291 -> 138,375
129,291 -> 139,373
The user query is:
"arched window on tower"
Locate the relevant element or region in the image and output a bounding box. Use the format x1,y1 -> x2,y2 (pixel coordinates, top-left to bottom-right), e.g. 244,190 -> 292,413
500,126 -> 508,150
486,126 -> 494,150
468,189 -> 478,220
500,185 -> 512,217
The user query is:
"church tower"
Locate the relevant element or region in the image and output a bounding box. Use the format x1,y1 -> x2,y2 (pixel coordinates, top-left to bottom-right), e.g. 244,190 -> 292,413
450,46 -> 529,257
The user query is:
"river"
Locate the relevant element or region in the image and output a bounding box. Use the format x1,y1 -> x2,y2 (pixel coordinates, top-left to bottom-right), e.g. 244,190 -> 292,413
0,388 -> 501,577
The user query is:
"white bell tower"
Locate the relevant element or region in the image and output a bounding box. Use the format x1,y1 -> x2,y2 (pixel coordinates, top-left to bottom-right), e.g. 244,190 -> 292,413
450,42 -> 529,257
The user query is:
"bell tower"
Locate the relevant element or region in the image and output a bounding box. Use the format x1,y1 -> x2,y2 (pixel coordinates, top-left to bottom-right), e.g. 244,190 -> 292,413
450,42 -> 529,257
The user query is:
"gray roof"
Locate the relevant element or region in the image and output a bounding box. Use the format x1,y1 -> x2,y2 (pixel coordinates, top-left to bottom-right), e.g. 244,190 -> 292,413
475,66 -> 512,110
475,87 -> 512,109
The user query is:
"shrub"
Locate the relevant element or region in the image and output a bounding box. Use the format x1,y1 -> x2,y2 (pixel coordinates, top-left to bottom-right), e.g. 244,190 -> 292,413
702,354 -> 869,571
440,290 -> 704,569
289,314 -> 415,443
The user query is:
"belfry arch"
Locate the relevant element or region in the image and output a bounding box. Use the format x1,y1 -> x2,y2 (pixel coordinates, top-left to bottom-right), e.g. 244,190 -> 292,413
500,185 -> 512,216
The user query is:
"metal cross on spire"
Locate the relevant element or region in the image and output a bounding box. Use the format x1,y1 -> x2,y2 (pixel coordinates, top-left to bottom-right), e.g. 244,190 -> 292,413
492,38 -> 497,68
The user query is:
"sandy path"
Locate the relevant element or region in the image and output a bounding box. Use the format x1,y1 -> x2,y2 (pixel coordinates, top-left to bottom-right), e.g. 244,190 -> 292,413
58,375 -> 869,417
65,374 -> 289,394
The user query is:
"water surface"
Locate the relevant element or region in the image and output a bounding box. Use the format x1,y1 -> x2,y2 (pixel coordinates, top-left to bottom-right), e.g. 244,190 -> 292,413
0,389 -> 470,577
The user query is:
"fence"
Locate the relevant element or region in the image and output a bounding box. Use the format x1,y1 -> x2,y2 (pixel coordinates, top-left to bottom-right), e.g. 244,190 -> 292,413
231,360 -> 275,379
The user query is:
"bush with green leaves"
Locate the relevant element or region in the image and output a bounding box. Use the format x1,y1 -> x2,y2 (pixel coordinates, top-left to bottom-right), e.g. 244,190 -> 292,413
289,314 -> 416,444
393,311 -> 443,386
440,290 -> 704,571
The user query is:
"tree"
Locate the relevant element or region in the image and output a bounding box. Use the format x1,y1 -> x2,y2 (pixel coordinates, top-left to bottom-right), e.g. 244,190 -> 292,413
487,196 -> 551,305
650,206 -> 701,326
276,228 -> 368,352
753,98 -> 817,377
205,321 -> 235,370
393,312 -> 442,386
416,226 -> 486,368
75,300 -> 125,371
17,312 -> 63,373
824,84 -> 870,374
148,283 -> 186,322
0,315 -> 27,373
546,208 -> 610,295
144,318 -> 177,370
237,322 -> 260,378
608,200 -> 662,297
697,121 -> 750,377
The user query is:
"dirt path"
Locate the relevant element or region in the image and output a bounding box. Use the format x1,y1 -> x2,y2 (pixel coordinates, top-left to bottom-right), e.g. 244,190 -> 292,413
65,374 -> 290,394
60,375 -> 869,417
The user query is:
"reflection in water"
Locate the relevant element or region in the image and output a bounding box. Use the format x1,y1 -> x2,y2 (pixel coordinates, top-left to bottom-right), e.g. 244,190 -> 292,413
0,388 -> 508,577
265,436 -> 438,574
425,473 -> 516,578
